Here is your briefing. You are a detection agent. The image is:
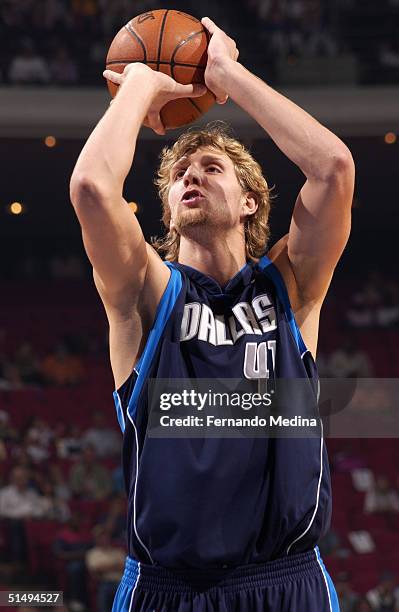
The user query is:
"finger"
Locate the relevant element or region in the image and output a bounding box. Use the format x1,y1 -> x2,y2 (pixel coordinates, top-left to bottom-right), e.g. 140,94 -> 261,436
217,95 -> 229,105
201,17 -> 218,34
103,70 -> 123,85
174,83 -> 207,99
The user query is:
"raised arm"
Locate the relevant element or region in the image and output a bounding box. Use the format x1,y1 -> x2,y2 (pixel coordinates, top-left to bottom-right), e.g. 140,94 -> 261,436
202,18 -> 355,306
70,63 -> 205,385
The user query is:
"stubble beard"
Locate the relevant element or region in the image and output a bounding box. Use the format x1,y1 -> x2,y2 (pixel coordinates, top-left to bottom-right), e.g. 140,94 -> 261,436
173,201 -> 233,242
174,207 -> 209,232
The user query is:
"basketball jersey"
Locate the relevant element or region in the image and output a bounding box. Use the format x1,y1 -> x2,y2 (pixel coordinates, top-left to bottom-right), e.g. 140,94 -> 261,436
114,255 -> 332,569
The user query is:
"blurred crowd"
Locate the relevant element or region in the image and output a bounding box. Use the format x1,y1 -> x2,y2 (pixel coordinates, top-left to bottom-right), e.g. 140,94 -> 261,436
345,272 -> 399,331
0,0 -> 398,85
334,570 -> 399,612
0,409 -> 123,612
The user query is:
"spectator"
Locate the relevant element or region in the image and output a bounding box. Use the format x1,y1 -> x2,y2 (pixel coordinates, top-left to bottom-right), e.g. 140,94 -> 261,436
13,341 -> 43,385
23,416 -> 54,463
26,416 -> 54,449
0,465 -> 45,519
377,279 -> 399,328
49,464 -> 72,501
0,465 -> 46,563
50,46 -> 78,84
23,429 -> 50,463
56,424 -> 84,459
366,571 -> 399,611
41,342 -> 85,386
0,359 -> 23,389
327,338 -> 373,378
37,481 -> 71,522
54,513 -> 93,612
0,410 -> 18,443
83,411 -> 120,458
69,444 -> 111,500
335,571 -> 359,612
364,475 -> 399,514
9,38 -> 50,84
345,271 -> 399,329
85,525 -> 125,612
302,0 -> 338,58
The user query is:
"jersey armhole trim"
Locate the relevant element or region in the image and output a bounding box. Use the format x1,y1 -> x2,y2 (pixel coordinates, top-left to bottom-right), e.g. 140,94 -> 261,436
113,263 -> 183,429
127,262 -> 182,423
258,254 -> 308,356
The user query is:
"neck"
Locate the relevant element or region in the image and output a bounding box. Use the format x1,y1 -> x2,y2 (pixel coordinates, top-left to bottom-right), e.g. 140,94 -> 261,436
178,230 -> 247,286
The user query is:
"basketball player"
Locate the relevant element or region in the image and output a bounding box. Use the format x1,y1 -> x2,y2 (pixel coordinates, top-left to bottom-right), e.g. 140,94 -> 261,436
70,16 -> 354,612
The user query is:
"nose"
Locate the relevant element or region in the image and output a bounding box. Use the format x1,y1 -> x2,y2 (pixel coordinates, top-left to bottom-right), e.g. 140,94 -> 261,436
183,166 -> 201,187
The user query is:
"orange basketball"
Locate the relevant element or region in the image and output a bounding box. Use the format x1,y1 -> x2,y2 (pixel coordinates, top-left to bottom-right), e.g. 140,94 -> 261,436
105,9 -> 216,130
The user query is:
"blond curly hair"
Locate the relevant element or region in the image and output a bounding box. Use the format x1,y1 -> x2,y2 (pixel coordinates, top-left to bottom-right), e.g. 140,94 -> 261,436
152,121 -> 273,261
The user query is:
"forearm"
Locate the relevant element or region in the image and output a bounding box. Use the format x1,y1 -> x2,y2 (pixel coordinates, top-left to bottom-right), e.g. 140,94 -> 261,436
219,59 -> 352,179
71,67 -> 156,197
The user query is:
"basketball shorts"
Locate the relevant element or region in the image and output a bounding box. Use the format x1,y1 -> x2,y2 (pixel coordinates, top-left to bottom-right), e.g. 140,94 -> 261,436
112,547 -> 339,611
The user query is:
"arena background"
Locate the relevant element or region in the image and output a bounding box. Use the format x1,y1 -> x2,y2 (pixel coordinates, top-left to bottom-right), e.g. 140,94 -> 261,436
0,1 -> 399,611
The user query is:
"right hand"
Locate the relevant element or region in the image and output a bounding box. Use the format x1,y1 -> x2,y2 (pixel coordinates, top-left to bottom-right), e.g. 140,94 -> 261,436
103,63 -> 207,135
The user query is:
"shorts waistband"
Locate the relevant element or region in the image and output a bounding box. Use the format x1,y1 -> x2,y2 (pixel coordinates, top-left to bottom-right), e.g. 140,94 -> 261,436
120,548 -> 322,593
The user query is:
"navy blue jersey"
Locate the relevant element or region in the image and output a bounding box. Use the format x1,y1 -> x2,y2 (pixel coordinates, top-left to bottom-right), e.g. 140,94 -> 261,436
114,255 -> 332,569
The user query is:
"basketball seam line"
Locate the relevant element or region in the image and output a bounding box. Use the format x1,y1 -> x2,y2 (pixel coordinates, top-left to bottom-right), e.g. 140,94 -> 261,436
106,59 -> 206,69
157,9 -> 169,71
171,29 -> 206,66
169,26 -> 208,116
124,23 -> 147,62
188,98 -> 202,113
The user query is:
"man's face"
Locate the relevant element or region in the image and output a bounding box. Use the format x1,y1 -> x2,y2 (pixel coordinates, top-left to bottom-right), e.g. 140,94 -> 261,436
167,147 -> 248,237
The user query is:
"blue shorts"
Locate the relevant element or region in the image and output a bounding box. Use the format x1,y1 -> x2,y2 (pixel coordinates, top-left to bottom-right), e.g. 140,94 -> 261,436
112,547 -> 339,611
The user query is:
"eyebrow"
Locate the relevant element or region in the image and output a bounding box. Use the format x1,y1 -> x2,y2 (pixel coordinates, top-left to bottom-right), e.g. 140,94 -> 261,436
171,154 -> 226,172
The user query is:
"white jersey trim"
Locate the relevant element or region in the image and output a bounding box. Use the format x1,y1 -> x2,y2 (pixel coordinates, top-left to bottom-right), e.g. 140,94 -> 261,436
286,419 -> 324,554
128,561 -> 141,612
127,410 -> 154,564
314,547 -> 333,612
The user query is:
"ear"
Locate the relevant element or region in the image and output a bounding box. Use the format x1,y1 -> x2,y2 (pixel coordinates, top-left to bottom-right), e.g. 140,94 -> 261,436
241,192 -> 258,221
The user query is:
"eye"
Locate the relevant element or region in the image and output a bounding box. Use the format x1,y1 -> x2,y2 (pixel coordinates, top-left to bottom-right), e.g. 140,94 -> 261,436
173,169 -> 186,180
207,165 -> 221,172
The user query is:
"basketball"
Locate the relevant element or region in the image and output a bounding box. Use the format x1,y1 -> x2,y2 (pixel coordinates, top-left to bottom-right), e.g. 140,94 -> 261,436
105,9 -> 216,129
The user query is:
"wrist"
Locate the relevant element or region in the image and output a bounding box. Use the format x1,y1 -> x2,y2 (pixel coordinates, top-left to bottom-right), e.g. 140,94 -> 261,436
207,56 -> 236,85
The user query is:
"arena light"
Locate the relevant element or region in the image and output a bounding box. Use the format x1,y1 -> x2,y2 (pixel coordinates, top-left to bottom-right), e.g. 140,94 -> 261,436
384,132 -> 396,144
129,201 -> 138,213
9,202 -> 24,215
44,135 -> 57,148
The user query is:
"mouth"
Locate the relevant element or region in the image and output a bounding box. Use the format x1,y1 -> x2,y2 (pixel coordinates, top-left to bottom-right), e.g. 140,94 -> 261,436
181,189 -> 205,205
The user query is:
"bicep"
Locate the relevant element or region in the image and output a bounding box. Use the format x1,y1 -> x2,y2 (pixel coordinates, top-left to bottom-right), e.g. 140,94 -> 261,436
288,163 -> 354,301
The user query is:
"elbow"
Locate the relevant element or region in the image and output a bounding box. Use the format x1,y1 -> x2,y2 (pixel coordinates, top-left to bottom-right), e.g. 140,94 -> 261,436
321,147 -> 355,183
69,173 -> 110,211
332,147 -> 355,176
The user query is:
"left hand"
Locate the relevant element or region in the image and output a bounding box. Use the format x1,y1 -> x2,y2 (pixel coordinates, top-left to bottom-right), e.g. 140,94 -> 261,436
201,17 -> 239,104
